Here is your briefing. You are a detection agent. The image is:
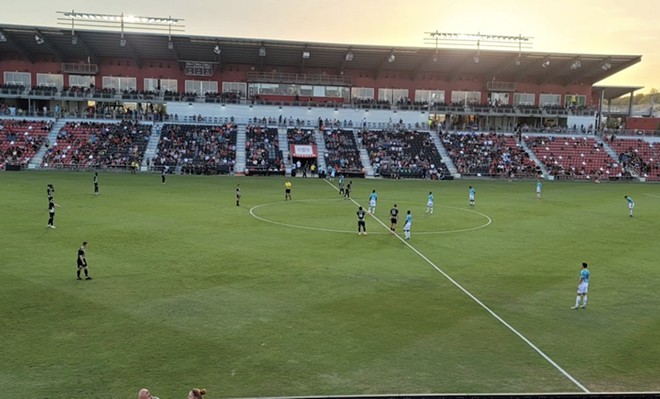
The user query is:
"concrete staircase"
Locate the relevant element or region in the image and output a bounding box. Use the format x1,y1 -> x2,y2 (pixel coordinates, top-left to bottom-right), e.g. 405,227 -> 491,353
519,138 -> 551,179
234,125 -> 247,174
351,129 -> 375,178
29,119 -> 66,169
313,129 -> 327,174
428,130 -> 460,178
141,122 -> 162,172
277,126 -> 292,176
595,135 -> 638,178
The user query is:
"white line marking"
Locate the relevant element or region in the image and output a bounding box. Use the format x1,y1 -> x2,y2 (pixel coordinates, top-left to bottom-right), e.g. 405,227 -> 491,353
644,193 -> 660,199
322,179 -> 590,393
249,199 -> 491,235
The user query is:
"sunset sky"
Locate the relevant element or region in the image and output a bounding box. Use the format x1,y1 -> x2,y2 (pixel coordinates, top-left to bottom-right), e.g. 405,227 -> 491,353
3,0 -> 658,92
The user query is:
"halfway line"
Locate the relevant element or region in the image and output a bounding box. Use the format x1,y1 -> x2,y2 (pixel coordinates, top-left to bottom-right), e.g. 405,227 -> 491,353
322,179 -> 590,393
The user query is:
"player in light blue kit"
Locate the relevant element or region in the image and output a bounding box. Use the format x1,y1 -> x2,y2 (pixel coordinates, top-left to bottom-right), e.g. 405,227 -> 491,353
468,186 -> 476,207
425,192 -> 434,214
624,195 -> 634,217
403,210 -> 412,240
571,262 -> 590,309
536,180 -> 542,199
368,190 -> 378,214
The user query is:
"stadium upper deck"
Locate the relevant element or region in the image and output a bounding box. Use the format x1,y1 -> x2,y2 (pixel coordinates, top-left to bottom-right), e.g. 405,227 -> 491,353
0,23 -> 641,109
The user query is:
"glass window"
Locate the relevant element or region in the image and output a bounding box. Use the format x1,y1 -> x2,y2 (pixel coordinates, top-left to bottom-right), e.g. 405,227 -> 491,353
69,75 -> 95,88
3,71 -> 31,86
415,90 -> 445,103
513,93 -> 535,106
160,79 -> 178,92
351,87 -> 374,100
36,73 -> 64,90
539,94 -> 561,106
102,76 -> 137,91
185,80 -> 218,94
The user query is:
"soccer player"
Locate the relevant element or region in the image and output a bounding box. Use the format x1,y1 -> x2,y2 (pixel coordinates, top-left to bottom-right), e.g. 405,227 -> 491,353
47,194 -> 60,229
93,172 -> 99,195
77,241 -> 92,280
338,174 -> 345,195
571,262 -> 590,309
357,206 -> 367,235
368,189 -> 378,213
161,166 -> 167,184
344,181 -> 352,199
469,186 -> 476,206
403,210 -> 412,240
284,180 -> 292,200
389,204 -> 399,233
624,195 -> 634,217
425,191 -> 434,214
536,179 -> 542,199
47,183 -> 55,197
235,184 -> 241,206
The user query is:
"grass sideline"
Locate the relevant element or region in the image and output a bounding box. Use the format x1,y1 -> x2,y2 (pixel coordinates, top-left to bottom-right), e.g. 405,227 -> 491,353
0,171 -> 659,398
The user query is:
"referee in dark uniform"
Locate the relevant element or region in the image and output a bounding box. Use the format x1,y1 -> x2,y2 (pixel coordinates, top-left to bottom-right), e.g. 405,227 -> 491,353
93,172 -> 99,195
235,184 -> 241,206
389,204 -> 399,232
77,241 -> 92,280
357,206 -> 367,235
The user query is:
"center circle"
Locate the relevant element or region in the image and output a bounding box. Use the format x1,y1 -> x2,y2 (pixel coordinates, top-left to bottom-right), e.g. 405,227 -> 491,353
249,199 -> 492,235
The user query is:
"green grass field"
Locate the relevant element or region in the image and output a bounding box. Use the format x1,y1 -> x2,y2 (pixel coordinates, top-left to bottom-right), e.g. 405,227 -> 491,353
1,172 -> 659,399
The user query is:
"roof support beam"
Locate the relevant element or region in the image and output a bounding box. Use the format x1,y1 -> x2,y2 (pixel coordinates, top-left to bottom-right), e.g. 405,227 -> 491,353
74,34 -> 99,65
35,29 -> 64,63
121,36 -> 143,69
0,28 -> 34,63
447,54 -> 475,81
374,49 -> 395,80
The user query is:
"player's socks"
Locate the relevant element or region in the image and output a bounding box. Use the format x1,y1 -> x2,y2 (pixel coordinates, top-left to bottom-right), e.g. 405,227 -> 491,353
77,270 -> 81,279
582,296 -> 587,308
575,296 -> 581,307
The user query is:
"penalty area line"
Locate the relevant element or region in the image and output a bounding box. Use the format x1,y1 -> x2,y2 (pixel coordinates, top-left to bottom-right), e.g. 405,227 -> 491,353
322,179 -> 590,393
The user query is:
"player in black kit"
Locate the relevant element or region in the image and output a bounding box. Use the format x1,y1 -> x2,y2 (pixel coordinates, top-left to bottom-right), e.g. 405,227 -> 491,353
235,184 -> 241,206
47,194 -> 60,229
389,204 -> 399,232
93,172 -> 99,195
344,180 -> 352,199
357,206 -> 367,235
77,241 -> 92,280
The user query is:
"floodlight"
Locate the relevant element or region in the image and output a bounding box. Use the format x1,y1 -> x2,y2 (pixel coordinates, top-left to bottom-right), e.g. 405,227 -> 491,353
72,35 -> 78,45
120,38 -> 127,47
302,51 -> 310,59
35,35 -> 44,45
387,53 -> 395,63
473,55 -> 480,64
259,46 -> 266,57
0,32 -> 6,42
541,59 -> 550,68
213,45 -> 221,55
514,57 -> 521,66
168,40 -> 174,50
345,51 -> 353,61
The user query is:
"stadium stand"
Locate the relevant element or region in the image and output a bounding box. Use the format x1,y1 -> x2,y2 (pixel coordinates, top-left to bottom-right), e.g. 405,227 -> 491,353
245,125 -> 284,175
443,132 -> 540,178
155,124 -> 237,175
287,127 -> 315,145
361,130 -> 449,179
526,136 -> 623,180
322,129 -> 364,176
0,119 -> 51,169
42,121 -> 151,169
609,137 -> 660,181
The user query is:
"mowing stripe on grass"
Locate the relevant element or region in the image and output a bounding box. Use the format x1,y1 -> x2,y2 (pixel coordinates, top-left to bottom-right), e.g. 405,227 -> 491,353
322,178 -> 591,393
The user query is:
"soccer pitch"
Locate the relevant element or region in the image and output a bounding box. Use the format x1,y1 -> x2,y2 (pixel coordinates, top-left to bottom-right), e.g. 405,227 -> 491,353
1,172 -> 659,398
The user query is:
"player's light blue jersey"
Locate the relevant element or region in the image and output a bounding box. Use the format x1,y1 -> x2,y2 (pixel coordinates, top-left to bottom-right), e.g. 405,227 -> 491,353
428,193 -> 433,203
405,214 -> 412,224
627,197 -> 634,206
580,268 -> 590,284
369,193 -> 378,202
536,182 -> 542,191
469,188 -> 476,197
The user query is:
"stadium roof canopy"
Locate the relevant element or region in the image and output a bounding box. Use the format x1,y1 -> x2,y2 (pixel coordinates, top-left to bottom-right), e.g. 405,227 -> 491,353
0,23 -> 642,86
592,85 -> 645,100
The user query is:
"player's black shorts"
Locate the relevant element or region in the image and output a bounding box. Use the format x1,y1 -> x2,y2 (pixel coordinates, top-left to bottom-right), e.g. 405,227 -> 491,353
358,221 -> 365,228
390,218 -> 397,224
285,189 -> 291,194
77,261 -> 87,269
